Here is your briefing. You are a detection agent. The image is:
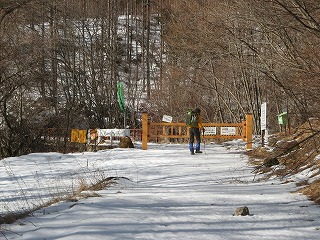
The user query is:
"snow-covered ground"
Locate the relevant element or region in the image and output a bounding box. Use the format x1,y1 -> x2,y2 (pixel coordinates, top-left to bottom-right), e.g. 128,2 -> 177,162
1,141 -> 319,240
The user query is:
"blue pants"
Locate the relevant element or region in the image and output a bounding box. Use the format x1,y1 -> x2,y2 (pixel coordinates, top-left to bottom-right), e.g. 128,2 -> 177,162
189,128 -> 201,153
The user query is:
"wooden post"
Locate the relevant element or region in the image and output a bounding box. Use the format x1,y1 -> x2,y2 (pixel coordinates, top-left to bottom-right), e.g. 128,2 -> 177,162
261,129 -> 265,147
142,113 -> 148,150
246,114 -> 253,150
241,120 -> 247,141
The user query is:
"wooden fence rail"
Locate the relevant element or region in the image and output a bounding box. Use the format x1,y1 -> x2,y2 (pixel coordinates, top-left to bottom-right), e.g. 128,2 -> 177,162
142,113 -> 253,150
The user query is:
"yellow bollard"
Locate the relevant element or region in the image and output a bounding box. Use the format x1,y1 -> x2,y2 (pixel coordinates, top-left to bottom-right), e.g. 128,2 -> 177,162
142,113 -> 148,150
246,114 -> 253,150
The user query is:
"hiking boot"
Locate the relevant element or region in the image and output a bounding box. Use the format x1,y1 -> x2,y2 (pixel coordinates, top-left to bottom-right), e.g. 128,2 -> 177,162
195,150 -> 203,153
191,152 -> 195,155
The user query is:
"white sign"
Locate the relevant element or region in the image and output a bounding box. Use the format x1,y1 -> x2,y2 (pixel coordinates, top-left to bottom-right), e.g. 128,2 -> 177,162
221,127 -> 236,135
162,115 -> 173,123
204,127 -> 217,136
97,129 -> 130,137
261,102 -> 267,130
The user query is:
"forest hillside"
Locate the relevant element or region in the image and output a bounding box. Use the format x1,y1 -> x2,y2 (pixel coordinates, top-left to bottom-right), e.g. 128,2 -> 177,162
0,0 -> 319,158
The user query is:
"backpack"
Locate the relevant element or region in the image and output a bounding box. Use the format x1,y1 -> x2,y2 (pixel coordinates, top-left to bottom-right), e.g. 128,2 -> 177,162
186,110 -> 199,127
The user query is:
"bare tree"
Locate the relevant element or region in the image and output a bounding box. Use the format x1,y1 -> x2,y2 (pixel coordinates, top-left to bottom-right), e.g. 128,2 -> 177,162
0,0 -> 166,157
160,0 -> 319,132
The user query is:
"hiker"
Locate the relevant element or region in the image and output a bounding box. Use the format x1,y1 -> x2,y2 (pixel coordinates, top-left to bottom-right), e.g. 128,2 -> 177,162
186,107 -> 204,155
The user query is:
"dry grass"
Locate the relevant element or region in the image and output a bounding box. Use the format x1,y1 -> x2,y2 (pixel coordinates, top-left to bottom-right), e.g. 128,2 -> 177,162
0,176 -> 118,226
248,118 -> 320,204
297,179 -> 320,204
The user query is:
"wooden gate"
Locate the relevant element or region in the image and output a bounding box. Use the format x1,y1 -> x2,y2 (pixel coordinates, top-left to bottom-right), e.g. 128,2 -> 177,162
141,113 -> 253,150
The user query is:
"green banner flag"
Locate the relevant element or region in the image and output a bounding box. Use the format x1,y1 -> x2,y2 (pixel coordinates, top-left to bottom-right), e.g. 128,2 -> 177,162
117,82 -> 125,112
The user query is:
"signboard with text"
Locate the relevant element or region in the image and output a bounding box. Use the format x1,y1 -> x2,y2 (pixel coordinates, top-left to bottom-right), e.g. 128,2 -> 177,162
261,102 -> 267,130
204,127 -> 217,136
71,129 -> 79,142
71,129 -> 87,143
162,115 -> 173,123
79,130 -> 87,143
221,127 -> 236,135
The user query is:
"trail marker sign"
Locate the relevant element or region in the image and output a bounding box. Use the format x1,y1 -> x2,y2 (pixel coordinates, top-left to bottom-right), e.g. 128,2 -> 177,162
162,115 -> 173,123
261,102 -> 267,130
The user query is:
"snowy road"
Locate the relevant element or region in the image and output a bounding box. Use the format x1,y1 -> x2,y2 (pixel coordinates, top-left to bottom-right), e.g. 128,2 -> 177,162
1,142 -> 319,239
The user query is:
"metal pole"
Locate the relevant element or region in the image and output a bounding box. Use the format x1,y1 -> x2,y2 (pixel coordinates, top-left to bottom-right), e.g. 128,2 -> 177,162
202,129 -> 206,154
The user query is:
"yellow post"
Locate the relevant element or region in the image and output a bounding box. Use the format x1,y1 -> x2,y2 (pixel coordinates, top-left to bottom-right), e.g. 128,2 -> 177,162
241,120 -> 247,141
246,114 -> 253,150
71,129 -> 79,142
142,113 -> 148,150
